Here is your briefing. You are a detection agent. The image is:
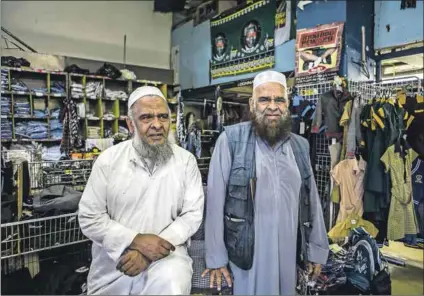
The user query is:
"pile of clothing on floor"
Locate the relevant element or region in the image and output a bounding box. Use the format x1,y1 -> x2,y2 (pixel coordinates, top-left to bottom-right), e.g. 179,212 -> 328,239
1,120 -> 13,139
71,82 -> 84,98
1,246 -> 90,295
86,81 -> 103,99
15,121 -> 48,139
297,227 -> 391,295
1,69 -> 8,91
104,89 -> 128,101
14,101 -> 30,116
1,96 -> 11,115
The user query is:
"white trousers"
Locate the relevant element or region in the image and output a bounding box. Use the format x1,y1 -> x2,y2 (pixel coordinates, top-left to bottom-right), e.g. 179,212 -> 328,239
93,248 -> 193,295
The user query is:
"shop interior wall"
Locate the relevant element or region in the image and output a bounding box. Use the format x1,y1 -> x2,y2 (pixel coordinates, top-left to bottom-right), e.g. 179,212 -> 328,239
296,0 -> 348,78
345,0 -> 376,82
374,0 -> 424,50
171,19 -> 296,90
1,1 -> 173,70
173,0 -> 350,91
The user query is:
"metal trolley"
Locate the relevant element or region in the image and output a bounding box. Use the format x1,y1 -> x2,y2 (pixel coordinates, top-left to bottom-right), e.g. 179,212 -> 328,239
1,159 -> 94,275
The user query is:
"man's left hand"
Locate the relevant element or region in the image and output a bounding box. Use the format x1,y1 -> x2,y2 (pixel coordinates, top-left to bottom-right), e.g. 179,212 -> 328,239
116,249 -> 151,277
307,262 -> 322,280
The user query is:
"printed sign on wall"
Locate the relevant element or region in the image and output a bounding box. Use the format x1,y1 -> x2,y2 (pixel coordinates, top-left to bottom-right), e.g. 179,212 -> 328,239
295,22 -> 345,84
210,0 -> 276,80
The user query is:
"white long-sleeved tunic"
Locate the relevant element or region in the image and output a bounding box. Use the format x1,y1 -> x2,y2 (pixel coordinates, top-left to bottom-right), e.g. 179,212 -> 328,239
78,140 -> 204,294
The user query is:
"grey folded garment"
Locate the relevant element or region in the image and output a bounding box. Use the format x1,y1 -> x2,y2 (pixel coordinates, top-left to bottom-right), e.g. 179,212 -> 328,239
33,185 -> 82,213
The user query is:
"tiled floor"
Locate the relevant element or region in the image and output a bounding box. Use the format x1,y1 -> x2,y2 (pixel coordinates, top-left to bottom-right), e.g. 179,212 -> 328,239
382,242 -> 424,295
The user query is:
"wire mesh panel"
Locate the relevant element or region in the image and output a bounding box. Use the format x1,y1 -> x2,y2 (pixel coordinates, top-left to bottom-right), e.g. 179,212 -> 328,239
28,159 -> 94,193
1,213 -> 88,259
293,81 -> 334,202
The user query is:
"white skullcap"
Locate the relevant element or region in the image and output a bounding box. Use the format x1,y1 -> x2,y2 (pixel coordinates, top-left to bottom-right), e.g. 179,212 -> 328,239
128,86 -> 166,110
253,70 -> 287,91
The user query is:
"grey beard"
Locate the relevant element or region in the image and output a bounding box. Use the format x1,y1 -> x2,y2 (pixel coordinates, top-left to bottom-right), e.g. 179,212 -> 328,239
132,133 -> 174,165
251,109 -> 292,146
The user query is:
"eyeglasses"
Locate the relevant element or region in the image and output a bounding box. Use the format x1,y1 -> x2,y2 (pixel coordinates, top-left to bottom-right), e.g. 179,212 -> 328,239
138,113 -> 169,124
257,96 -> 287,106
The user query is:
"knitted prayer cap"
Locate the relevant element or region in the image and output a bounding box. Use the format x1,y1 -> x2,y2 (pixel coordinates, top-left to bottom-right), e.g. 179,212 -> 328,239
253,70 -> 287,91
128,86 -> 166,110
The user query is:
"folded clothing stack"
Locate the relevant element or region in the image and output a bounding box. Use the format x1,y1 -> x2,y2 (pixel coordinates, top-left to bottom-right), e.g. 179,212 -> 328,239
41,145 -> 62,161
14,101 -> 31,116
33,109 -> 48,118
1,120 -> 13,139
120,69 -> 137,80
1,69 -> 8,91
71,82 -> 84,98
86,81 -> 103,99
1,96 -> 11,115
102,112 -> 116,120
50,108 -> 61,119
15,121 -> 48,139
11,78 -> 29,92
50,81 -> 66,95
32,87 -> 48,96
49,119 -> 63,139
105,89 -> 128,101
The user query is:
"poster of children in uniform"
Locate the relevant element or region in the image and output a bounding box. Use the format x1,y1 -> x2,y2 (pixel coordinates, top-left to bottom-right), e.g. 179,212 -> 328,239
295,22 -> 344,84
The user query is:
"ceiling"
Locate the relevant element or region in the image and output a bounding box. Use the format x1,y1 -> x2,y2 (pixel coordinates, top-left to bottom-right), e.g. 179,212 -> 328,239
381,53 -> 424,78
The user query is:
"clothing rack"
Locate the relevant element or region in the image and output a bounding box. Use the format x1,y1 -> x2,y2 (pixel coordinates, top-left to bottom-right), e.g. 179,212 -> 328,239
183,98 -> 248,106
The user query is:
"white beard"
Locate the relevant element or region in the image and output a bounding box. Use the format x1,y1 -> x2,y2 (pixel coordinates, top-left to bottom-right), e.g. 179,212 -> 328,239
132,128 -> 174,165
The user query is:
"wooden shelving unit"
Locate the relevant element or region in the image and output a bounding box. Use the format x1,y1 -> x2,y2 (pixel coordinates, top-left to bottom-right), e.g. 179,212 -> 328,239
1,66 -> 67,143
1,66 -> 169,142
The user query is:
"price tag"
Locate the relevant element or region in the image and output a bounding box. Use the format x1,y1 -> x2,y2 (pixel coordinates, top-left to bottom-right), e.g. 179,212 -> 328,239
35,92 -> 43,97
300,122 -> 305,135
64,169 -> 72,175
52,93 -> 61,97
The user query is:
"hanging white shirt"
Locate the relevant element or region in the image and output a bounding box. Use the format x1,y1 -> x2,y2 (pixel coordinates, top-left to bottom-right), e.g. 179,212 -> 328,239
78,140 -> 204,294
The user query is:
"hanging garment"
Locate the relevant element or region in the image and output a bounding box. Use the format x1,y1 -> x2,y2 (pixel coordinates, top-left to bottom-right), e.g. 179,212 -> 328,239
329,142 -> 342,203
60,97 -> 82,153
186,123 -> 202,158
332,157 -> 366,222
412,159 -> 424,237
380,144 -> 418,241
176,94 -> 187,146
340,96 -> 363,159
311,90 -> 352,138
290,94 -> 315,137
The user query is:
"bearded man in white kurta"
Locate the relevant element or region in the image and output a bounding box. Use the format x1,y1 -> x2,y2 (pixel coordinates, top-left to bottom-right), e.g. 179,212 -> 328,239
78,86 -> 204,295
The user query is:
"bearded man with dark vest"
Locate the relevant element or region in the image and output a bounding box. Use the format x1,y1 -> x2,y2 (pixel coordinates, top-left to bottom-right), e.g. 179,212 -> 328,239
202,70 -> 329,295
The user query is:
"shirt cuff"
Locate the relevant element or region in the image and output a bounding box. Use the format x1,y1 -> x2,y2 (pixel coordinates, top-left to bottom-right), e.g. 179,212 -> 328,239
158,220 -> 186,247
205,255 -> 228,269
307,242 -> 329,265
103,224 -> 138,262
